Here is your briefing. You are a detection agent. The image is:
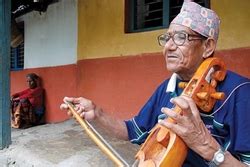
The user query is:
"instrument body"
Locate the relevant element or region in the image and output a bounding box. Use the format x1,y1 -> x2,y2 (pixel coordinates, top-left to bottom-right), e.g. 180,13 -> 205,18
135,57 -> 226,167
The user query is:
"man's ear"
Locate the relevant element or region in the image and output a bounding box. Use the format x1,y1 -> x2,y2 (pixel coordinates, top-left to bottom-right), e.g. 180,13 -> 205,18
202,38 -> 216,58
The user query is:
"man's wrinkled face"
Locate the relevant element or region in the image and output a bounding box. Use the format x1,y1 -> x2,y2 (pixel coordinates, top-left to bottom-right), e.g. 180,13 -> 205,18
163,24 -> 206,79
27,77 -> 37,89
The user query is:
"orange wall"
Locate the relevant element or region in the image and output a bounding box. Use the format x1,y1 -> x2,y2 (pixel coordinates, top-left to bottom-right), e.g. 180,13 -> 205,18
10,1 -> 250,123
11,47 -> 250,123
76,53 -> 170,119
216,47 -> 250,77
75,48 -> 250,120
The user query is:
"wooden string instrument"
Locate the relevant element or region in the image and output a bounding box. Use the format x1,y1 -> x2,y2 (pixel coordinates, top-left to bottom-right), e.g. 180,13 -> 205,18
135,57 -> 227,167
65,101 -> 129,166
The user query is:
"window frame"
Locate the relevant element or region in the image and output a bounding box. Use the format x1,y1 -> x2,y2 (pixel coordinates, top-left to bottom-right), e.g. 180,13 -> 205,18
125,0 -> 169,33
125,0 -> 210,33
10,42 -> 24,71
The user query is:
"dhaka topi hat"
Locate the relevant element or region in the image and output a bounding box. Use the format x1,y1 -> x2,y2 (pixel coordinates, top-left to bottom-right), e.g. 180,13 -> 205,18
171,1 -> 220,41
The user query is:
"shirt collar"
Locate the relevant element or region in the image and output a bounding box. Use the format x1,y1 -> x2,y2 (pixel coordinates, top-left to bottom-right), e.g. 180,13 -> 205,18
166,73 -> 180,93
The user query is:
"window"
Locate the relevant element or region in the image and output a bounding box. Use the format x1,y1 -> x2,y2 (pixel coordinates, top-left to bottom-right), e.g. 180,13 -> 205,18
10,20 -> 24,71
125,0 -> 210,33
10,42 -> 24,71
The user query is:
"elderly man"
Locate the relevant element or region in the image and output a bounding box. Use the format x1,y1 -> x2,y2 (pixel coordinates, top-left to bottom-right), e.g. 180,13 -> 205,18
60,1 -> 250,166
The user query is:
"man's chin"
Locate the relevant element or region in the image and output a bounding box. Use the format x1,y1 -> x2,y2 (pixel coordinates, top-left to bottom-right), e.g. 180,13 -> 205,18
166,65 -> 180,73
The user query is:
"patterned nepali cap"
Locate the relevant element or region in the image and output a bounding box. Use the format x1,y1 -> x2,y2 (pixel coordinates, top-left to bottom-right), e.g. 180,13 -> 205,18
171,1 -> 220,41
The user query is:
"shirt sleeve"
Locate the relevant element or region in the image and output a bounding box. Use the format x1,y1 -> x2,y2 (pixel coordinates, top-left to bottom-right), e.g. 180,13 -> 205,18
12,88 -> 30,98
226,81 -> 250,165
235,99 -> 250,165
232,90 -> 250,165
125,80 -> 169,145
18,87 -> 43,99
210,71 -> 250,166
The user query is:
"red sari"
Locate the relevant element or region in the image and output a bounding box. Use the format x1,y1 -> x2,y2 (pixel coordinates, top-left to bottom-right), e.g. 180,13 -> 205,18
11,87 -> 45,128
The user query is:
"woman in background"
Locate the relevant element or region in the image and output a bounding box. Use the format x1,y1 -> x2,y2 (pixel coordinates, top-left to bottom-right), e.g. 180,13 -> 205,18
11,73 -> 45,128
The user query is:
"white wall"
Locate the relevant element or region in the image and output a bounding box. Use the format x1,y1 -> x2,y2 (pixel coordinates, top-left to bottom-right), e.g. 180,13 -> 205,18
22,0 -> 77,68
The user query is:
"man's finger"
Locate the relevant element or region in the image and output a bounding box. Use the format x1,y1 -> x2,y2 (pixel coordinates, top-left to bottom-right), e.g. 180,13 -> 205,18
67,111 -> 73,117
171,97 -> 193,118
181,95 -> 200,118
158,119 -> 184,136
73,97 -> 85,104
161,107 -> 180,122
60,103 -> 68,110
171,97 -> 189,110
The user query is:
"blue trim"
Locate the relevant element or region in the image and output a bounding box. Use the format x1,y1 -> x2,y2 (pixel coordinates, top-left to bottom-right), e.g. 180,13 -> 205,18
162,0 -> 169,27
213,119 -> 224,129
224,141 -> 230,151
131,118 -> 143,136
0,0 -> 11,149
239,153 -> 250,165
131,131 -> 149,144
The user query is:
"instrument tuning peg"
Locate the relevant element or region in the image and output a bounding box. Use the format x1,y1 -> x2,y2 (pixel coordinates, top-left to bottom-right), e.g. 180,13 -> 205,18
196,92 -> 209,100
210,92 -> 225,100
178,82 -> 188,89
196,92 -> 225,100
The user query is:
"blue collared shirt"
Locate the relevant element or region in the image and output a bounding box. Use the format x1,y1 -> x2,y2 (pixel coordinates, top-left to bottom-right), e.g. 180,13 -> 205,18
125,71 -> 250,166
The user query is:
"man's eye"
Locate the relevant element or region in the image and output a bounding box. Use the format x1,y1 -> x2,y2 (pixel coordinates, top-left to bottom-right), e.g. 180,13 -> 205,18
159,35 -> 168,41
176,34 -> 186,39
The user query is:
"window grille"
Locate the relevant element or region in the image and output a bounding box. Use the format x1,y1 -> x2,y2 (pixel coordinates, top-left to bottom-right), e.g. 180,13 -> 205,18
126,0 -> 210,32
10,42 -> 24,71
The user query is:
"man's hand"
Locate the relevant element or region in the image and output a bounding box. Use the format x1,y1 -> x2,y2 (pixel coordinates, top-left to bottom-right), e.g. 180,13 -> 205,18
159,95 -> 220,160
60,97 -> 98,121
60,97 -> 129,140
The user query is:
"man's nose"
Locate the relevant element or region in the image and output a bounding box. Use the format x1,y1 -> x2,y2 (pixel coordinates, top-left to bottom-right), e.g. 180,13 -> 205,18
164,37 -> 177,51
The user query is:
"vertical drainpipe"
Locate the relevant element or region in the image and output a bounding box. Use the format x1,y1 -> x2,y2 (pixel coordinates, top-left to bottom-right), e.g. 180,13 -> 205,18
0,0 -> 11,149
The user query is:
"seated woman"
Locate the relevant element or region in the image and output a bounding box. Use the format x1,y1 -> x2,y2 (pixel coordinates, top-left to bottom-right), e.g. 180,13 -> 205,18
11,73 -> 45,128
